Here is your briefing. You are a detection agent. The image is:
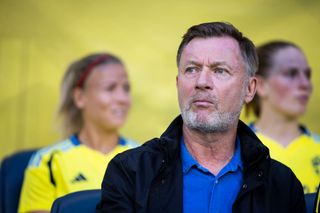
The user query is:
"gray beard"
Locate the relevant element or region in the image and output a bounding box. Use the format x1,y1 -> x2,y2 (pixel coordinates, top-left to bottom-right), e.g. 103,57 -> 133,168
179,77 -> 249,134
180,89 -> 245,133
181,107 -> 241,133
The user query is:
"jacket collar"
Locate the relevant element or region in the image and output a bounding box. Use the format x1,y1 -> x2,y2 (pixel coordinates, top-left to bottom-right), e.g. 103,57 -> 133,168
236,120 -> 269,170
159,116 -> 183,162
159,115 -> 270,170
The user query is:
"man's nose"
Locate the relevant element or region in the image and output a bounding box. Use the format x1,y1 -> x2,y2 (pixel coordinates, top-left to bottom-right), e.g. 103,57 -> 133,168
195,69 -> 213,90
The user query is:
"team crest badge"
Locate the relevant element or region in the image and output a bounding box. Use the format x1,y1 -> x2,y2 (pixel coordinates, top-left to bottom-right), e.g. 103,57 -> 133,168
312,156 -> 320,175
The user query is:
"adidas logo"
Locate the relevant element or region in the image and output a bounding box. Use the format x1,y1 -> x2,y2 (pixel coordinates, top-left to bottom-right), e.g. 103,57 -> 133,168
71,173 -> 87,183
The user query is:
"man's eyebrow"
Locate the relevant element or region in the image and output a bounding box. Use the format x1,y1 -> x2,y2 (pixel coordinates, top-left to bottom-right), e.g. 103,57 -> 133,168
208,61 -> 232,70
184,60 -> 232,70
185,60 -> 202,66
208,61 -> 227,67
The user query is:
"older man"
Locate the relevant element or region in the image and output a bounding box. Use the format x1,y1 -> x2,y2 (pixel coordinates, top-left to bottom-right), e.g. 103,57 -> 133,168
96,22 -> 305,213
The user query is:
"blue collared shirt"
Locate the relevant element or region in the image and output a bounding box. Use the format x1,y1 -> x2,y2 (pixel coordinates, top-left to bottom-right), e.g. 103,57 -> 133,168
181,136 -> 243,213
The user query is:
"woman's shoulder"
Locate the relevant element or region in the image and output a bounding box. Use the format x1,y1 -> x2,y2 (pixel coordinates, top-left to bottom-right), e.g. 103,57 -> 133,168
300,125 -> 320,143
120,137 -> 140,148
310,133 -> 320,143
27,136 -> 76,167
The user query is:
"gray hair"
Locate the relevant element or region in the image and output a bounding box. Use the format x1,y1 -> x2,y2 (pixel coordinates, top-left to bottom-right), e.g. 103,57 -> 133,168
176,22 -> 258,76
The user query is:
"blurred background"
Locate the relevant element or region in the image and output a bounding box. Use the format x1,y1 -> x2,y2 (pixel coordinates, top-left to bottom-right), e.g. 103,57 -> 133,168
1,0 -> 319,158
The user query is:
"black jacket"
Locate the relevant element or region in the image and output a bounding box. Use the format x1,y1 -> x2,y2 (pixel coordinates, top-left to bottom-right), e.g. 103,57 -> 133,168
97,116 -> 306,213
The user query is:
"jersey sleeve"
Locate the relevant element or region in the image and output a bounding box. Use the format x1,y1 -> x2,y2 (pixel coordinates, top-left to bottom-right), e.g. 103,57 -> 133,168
18,154 -> 56,212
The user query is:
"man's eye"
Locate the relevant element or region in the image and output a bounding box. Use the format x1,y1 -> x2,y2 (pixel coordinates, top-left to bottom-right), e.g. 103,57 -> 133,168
214,67 -> 226,74
185,67 -> 198,73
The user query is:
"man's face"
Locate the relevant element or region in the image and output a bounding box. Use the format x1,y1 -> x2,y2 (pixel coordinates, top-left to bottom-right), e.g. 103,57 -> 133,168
176,36 -> 256,133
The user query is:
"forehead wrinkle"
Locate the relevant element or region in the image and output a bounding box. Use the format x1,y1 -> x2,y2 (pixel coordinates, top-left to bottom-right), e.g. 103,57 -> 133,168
181,37 -> 245,71
186,59 -> 229,66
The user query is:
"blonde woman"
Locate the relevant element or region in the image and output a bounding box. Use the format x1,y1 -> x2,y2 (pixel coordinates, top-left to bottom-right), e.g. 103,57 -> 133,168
19,53 -> 138,213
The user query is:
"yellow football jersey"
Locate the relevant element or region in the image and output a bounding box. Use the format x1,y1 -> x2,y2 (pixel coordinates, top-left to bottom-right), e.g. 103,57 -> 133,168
250,124 -> 320,193
18,135 -> 138,212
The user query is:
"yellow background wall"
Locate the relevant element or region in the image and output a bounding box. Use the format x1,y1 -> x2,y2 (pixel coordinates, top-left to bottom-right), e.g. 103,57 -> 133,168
1,0 -> 319,158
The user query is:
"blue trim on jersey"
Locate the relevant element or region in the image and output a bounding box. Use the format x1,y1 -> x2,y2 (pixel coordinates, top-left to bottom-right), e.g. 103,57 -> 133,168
248,122 -> 311,136
29,140 -> 75,167
119,137 -> 127,146
248,122 -> 256,132
299,125 -> 311,136
71,134 -> 128,146
70,134 -> 81,146
311,133 -> 320,143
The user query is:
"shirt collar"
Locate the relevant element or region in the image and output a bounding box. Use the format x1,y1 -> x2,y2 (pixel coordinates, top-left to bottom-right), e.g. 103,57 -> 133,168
70,134 -> 127,146
70,134 -> 81,146
225,137 -> 243,172
180,136 -> 243,175
181,137 -> 198,174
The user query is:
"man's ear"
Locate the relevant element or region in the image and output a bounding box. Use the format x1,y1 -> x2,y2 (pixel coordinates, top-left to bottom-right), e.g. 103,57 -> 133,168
244,76 -> 257,104
73,88 -> 86,109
